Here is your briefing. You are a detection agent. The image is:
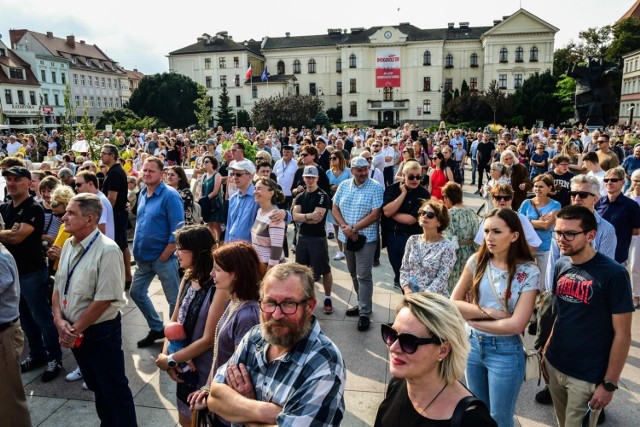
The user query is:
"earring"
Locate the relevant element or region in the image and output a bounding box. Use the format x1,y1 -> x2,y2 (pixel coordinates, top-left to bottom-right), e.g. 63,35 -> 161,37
438,358 -> 442,362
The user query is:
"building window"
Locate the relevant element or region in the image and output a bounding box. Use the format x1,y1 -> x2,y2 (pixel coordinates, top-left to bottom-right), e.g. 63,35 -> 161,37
349,101 -> 357,117
9,68 -> 25,79
108,78 -> 112,88
349,54 -> 356,68
109,98 -> 113,108
470,77 -> 478,91
293,83 -> 300,95
444,78 -> 453,92
89,76 -> 93,87
17,90 -> 25,105
336,82 -> 342,96
423,99 -> 431,114
50,71 -> 57,83
252,86 -> 258,99
277,60 -> 285,75
336,58 -> 342,73
30,91 -> 36,105
423,77 -> 431,91
498,74 -> 507,89
515,47 -> 524,62
349,79 -> 357,93
293,59 -> 301,74
310,83 -> 317,96
81,75 -> 85,86
234,75 -> 240,86
0,48 -> 5,56
470,53 -> 478,67
423,50 -> 431,66
219,57 -> 226,69
41,69 -> 47,82
43,93 -> 49,105
61,73 -> 66,84
530,47 -> 538,62
205,76 -> 212,88
54,94 -> 60,106
233,57 -> 239,68
83,96 -> 87,107
97,97 -> 101,108
445,54 -> 454,68
4,89 -> 11,104
236,95 -> 241,107
204,58 -> 211,69
383,87 -> 393,101
308,59 -> 316,74
75,95 -> 80,107
499,48 -> 508,63
514,74 -> 523,89
103,97 -> 107,107
90,96 -> 95,108
73,74 -> 78,85
220,76 -> 227,87
101,77 -> 105,88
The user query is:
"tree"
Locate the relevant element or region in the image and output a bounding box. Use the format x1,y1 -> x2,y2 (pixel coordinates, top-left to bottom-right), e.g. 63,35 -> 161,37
510,70 -> 571,126
314,110 -> 330,127
96,108 -> 140,130
128,72 -> 198,128
553,43 -> 583,77
607,17 -> 640,64
251,94 -> 323,129
215,86 -> 235,130
483,80 -> 504,124
326,107 -> 342,124
577,26 -> 612,59
460,79 -> 469,94
441,92 -> 492,124
555,74 -> 577,121
194,84 -> 212,129
60,83 -> 75,152
236,109 -> 252,128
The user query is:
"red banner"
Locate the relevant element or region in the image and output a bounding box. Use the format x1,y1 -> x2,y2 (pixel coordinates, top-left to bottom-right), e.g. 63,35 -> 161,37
376,49 -> 401,88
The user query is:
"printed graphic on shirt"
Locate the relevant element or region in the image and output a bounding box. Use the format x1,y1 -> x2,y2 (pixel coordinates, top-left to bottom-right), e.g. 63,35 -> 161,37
556,272 -> 593,304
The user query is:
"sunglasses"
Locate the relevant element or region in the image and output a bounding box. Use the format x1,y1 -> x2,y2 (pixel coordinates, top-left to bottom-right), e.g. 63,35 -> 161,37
492,195 -> 512,201
300,153 -> 310,157
418,210 -> 436,219
74,182 -> 85,188
330,156 -> 338,160
405,174 -> 422,181
231,172 -> 248,178
203,160 -> 211,163
381,324 -> 442,354
569,191 -> 595,199
603,178 -> 621,183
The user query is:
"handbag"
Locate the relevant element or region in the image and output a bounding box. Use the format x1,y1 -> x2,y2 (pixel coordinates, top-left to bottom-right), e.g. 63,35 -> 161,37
345,233 -> 367,252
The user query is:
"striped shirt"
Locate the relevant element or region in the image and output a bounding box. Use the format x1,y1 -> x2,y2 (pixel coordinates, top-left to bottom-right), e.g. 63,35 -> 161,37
251,209 -> 285,266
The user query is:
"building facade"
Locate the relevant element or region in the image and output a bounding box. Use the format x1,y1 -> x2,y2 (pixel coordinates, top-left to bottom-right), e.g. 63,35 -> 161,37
168,8 -> 557,126
619,48 -> 640,126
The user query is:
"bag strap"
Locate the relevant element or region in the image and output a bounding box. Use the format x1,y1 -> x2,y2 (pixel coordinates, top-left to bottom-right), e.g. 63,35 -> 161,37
451,396 -> 487,427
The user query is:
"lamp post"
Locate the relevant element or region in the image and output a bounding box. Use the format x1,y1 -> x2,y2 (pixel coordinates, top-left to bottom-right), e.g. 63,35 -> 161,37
629,103 -> 635,129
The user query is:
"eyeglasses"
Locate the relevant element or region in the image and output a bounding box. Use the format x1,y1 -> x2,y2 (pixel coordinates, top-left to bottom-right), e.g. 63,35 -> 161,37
405,174 -> 422,181
259,299 -> 308,315
203,160 -> 211,164
380,324 -> 442,354
603,178 -> 621,183
554,230 -> 587,241
363,157 -> 372,162
330,156 -> 338,160
492,195 -> 512,201
372,144 -> 380,148
300,153 -> 310,157
569,191 -> 595,199
74,182 -> 85,188
231,172 -> 248,178
418,210 -> 436,219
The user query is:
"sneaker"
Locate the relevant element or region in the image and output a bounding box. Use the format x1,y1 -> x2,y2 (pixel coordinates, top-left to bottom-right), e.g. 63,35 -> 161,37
41,360 -> 62,383
345,306 -> 360,317
333,251 -> 345,260
393,282 -> 403,292
137,329 -> 165,348
82,382 -> 89,391
327,232 -> 335,239
357,315 -> 371,331
323,299 -> 334,314
65,366 -> 83,382
474,189 -> 482,195
535,386 -> 553,405
20,356 -> 46,373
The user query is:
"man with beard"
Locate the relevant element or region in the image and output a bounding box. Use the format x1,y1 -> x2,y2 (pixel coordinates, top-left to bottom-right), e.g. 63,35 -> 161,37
209,262 -> 346,426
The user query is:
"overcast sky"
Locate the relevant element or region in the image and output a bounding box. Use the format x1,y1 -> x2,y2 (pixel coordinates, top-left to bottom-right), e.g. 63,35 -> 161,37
0,0 -> 631,75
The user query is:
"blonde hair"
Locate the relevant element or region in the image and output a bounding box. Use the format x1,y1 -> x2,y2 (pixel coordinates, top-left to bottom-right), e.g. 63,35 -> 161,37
51,185 -> 76,205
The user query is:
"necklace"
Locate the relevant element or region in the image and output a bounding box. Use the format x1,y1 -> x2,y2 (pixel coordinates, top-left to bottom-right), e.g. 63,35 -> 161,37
210,298 -> 242,370
404,382 -> 448,425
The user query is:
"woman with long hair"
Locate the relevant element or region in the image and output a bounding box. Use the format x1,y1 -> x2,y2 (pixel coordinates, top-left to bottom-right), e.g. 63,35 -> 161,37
451,208 -> 539,427
200,155 -> 225,242
562,140 -> 585,174
501,150 -> 532,210
39,175 -> 62,247
327,150 -> 352,260
428,153 -> 453,201
252,178 -> 286,268
156,225 -> 228,427
375,293 -> 496,427
164,165 -> 196,225
394,147 -> 415,182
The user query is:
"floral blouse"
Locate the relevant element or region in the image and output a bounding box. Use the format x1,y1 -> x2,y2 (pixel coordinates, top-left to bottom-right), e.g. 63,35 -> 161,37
400,235 -> 456,296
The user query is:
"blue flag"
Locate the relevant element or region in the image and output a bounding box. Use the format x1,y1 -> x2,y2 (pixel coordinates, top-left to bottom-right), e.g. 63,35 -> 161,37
261,67 -> 268,82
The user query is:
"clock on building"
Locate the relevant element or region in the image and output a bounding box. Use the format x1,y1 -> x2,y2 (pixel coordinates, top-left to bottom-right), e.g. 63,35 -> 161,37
384,31 -> 392,39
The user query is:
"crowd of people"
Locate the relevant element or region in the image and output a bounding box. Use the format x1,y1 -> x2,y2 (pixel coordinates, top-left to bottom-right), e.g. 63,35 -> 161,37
0,121 -> 639,427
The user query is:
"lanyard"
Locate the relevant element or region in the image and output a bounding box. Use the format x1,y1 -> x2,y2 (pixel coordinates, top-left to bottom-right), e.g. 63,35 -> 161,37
63,232 -> 100,308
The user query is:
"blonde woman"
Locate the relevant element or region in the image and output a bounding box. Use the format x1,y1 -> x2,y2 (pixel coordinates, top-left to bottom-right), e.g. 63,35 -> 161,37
562,141 -> 585,174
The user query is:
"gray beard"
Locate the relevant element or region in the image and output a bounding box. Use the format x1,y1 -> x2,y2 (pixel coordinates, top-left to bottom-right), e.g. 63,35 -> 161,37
261,314 -> 313,348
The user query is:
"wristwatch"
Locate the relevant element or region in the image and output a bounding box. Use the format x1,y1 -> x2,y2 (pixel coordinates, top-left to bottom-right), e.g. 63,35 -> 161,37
602,380 -> 618,392
167,354 -> 177,368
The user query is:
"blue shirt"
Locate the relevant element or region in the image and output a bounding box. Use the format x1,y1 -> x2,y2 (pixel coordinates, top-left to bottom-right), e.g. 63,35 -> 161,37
133,182 -> 184,262
595,194 -> 640,263
518,198 -> 561,251
621,155 -> 640,177
226,184 -> 259,243
333,178 -> 383,243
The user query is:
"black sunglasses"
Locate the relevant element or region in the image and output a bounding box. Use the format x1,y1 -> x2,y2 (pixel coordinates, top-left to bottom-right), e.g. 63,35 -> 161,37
418,210 -> 436,219
330,156 -> 338,160
493,195 -> 512,201
300,153 -> 310,157
405,174 -> 422,181
569,191 -> 595,199
381,324 -> 442,354
603,178 -> 621,183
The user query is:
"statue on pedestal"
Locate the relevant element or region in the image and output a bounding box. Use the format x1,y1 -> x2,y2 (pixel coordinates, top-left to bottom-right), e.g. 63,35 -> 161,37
568,58 -> 620,129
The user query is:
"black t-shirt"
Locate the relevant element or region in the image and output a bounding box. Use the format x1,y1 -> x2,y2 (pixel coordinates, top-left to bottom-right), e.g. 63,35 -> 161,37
0,197 -> 46,274
293,188 -> 330,237
291,165 -> 332,198
549,170 -> 574,207
102,162 -> 128,213
476,142 -> 495,165
547,253 -> 634,384
375,377 -> 497,427
382,182 -> 431,235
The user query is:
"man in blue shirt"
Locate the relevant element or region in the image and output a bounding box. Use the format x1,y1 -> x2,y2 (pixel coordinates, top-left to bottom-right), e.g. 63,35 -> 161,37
621,144 -> 640,192
130,157 -> 184,348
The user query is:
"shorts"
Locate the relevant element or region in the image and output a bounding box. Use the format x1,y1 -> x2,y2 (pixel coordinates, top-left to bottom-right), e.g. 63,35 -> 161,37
295,235 -> 331,281
113,211 -> 129,250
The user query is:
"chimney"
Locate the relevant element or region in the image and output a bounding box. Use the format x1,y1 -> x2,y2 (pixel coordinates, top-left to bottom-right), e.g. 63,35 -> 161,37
67,35 -> 75,48
80,40 -> 85,44
285,32 -> 290,37
46,31 -> 53,38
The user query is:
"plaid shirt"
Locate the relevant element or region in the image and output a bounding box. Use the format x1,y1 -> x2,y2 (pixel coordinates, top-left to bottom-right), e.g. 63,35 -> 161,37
214,317 -> 346,426
332,177 -> 383,243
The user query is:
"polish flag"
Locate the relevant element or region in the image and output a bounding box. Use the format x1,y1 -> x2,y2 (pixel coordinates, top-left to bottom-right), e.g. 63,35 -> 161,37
245,65 -> 252,80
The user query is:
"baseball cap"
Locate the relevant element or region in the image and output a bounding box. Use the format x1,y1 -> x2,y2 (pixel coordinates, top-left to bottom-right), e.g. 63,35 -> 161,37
350,157 -> 369,169
302,166 -> 319,177
282,145 -> 294,151
1,166 -> 31,179
229,159 -> 256,175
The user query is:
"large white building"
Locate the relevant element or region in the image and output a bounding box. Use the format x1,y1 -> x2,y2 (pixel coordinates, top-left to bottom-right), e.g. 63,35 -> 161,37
169,8 -> 557,126
619,50 -> 640,126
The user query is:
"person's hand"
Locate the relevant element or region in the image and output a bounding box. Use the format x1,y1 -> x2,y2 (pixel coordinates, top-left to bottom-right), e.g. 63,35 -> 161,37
308,210 -> 323,222
11,222 -> 20,232
156,353 -> 170,371
399,182 -> 407,194
341,224 -> 354,239
540,213 -> 553,221
227,363 -> 256,400
269,209 -> 286,223
47,245 -> 62,260
482,306 -> 509,319
403,285 -> 412,294
56,319 -> 78,348
188,389 -> 209,411
166,367 -> 184,383
588,385 -> 614,411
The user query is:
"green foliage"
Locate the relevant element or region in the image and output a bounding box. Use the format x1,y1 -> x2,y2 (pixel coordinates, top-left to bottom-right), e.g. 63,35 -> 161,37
443,91 -> 453,105
236,109 -> 252,128
326,107 -> 343,124
555,74 -> 577,119
607,17 -> 640,64
215,86 -> 235,130
194,84 -> 212,129
96,108 -> 140,130
77,103 -> 100,161
60,83 -> 75,152
577,26 -> 612,59
553,44 -> 584,78
221,131 -> 258,162
128,72 -> 199,128
314,110 -> 330,127
441,92 -> 493,124
461,80 -> 469,94
510,71 -> 570,126
454,88 -> 460,98
251,94 -> 323,129
483,80 -> 505,124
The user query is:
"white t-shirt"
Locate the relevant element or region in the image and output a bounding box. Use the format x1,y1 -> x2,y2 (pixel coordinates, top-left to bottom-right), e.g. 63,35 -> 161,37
587,170 -> 607,196
6,141 -> 22,156
382,146 -> 395,167
96,191 -> 115,240
474,212 -> 542,248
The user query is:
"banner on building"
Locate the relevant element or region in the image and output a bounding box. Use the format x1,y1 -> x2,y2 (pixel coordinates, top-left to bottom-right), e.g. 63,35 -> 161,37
375,49 -> 401,88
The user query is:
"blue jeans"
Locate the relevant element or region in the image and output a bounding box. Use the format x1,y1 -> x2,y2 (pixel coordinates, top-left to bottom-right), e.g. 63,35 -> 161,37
73,315 -> 137,426
18,268 -> 61,362
130,257 -> 180,331
466,331 -> 524,427
384,231 -> 411,285
471,159 -> 477,183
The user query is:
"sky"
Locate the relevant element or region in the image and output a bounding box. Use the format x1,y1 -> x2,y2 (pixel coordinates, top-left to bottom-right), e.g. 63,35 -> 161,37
0,0 -> 632,75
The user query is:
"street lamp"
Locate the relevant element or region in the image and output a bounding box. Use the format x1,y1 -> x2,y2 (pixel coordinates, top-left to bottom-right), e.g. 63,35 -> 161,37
629,103 -> 635,128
